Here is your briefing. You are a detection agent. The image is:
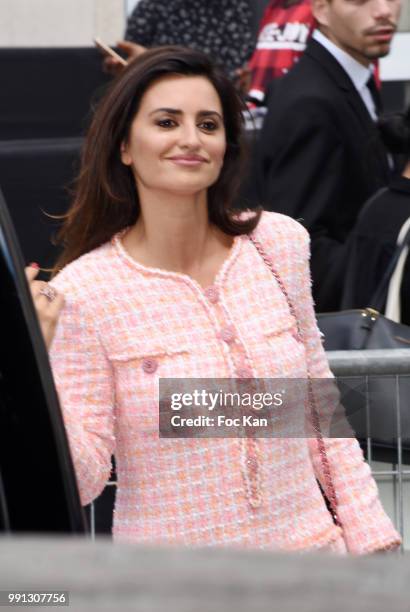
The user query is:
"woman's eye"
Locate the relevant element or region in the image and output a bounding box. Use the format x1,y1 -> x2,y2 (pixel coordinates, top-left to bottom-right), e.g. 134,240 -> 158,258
157,118 -> 176,128
199,121 -> 218,132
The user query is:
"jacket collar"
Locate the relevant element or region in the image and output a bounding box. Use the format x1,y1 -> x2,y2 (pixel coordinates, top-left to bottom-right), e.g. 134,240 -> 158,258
312,30 -> 372,94
305,37 -> 362,92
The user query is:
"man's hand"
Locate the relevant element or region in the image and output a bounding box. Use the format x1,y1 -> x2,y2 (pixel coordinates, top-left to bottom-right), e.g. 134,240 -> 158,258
102,40 -> 146,76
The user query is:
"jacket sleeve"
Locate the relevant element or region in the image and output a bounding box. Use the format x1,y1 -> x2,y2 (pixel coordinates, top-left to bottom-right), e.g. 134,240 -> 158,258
49,293 -> 115,507
288,220 -> 401,554
259,95 -> 343,223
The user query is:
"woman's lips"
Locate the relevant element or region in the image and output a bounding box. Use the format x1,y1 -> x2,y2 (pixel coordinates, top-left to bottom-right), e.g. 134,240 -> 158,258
167,155 -> 207,166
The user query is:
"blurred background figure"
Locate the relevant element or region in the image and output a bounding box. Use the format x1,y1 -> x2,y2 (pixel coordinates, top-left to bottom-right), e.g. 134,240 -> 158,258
245,0 -> 381,107
103,0 -> 256,82
341,106 -> 410,324
244,0 -> 402,313
247,0 -> 314,106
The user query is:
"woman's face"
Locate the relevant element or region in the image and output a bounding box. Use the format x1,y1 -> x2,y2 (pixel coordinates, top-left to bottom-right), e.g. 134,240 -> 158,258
120,75 -> 227,198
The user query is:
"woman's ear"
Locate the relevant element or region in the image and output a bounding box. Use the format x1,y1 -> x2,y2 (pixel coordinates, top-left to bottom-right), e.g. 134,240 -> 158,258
120,141 -> 132,166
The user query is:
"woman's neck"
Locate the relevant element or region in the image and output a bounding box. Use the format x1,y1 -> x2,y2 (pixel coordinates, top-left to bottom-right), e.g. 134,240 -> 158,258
122,189 -> 230,277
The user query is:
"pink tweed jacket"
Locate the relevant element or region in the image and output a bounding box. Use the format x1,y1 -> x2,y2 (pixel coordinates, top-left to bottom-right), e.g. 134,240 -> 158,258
49,211 -> 401,553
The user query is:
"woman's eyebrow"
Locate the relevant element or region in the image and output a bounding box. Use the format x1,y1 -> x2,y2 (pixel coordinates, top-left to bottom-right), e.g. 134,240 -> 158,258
149,108 -> 223,120
149,107 -> 182,116
198,110 -> 223,120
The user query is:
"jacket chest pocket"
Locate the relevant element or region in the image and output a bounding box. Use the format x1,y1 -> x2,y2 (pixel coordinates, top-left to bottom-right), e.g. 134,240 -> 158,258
110,342 -> 192,378
109,341 -> 193,421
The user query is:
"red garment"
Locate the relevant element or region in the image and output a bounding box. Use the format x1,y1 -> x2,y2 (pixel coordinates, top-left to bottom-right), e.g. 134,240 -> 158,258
247,0 -> 380,103
248,0 -> 314,103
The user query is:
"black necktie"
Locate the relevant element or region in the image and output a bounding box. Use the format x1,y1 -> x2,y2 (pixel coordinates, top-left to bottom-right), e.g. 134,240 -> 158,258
366,75 -> 383,116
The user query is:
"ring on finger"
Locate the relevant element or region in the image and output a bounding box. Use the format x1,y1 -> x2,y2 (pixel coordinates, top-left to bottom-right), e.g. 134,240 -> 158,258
39,284 -> 57,303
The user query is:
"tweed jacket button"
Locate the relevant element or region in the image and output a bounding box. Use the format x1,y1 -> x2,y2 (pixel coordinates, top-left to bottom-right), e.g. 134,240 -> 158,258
220,326 -> 236,344
237,366 -> 253,378
292,328 -> 302,343
142,357 -> 158,374
204,286 -> 219,304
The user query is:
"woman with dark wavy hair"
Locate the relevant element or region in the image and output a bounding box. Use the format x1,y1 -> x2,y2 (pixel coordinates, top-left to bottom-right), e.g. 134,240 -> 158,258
31,46 -> 400,553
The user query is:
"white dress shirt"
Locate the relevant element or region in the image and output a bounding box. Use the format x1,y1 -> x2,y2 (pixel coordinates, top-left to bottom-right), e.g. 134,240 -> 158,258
312,29 -> 377,121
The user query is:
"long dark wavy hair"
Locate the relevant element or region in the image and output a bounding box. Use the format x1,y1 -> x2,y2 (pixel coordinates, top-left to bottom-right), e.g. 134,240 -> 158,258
53,45 -> 261,274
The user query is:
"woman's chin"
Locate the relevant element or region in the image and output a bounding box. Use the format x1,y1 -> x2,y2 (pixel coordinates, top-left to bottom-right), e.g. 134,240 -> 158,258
158,178 -> 218,196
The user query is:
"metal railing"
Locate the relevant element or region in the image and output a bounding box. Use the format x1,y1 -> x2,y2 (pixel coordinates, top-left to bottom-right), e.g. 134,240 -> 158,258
328,349 -> 410,550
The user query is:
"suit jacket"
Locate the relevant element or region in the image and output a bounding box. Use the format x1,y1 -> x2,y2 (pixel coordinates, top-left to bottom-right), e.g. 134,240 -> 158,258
249,38 -> 391,311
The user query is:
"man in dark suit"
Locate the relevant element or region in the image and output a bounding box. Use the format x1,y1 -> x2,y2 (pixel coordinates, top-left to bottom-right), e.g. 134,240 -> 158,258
248,0 -> 402,311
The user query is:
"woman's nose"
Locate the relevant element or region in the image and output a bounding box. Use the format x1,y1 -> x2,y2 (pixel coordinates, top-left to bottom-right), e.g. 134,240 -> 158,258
179,122 -> 201,148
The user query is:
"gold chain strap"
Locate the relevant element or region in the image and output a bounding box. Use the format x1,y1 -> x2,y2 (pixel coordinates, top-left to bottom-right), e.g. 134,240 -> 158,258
249,234 -> 341,527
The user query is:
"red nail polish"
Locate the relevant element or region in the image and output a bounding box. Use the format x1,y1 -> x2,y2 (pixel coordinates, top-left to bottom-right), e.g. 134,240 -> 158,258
29,262 -> 39,269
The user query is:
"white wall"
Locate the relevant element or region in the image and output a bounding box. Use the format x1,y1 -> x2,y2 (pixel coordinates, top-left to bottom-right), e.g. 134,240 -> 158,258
379,0 -> 410,81
0,0 -> 125,47
380,33 -> 410,81
126,0 -> 141,16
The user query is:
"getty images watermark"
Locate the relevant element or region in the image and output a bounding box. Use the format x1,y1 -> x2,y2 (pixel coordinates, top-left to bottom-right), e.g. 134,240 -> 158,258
159,378 -> 354,439
158,377 -> 409,441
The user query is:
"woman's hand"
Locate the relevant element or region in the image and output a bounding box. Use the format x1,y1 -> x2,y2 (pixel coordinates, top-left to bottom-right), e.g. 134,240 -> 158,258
25,264 -> 65,350
102,40 -> 146,76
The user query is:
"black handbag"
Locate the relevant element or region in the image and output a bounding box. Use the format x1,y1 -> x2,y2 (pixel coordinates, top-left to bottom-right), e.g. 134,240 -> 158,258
317,223 -> 410,462
317,224 -> 410,351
